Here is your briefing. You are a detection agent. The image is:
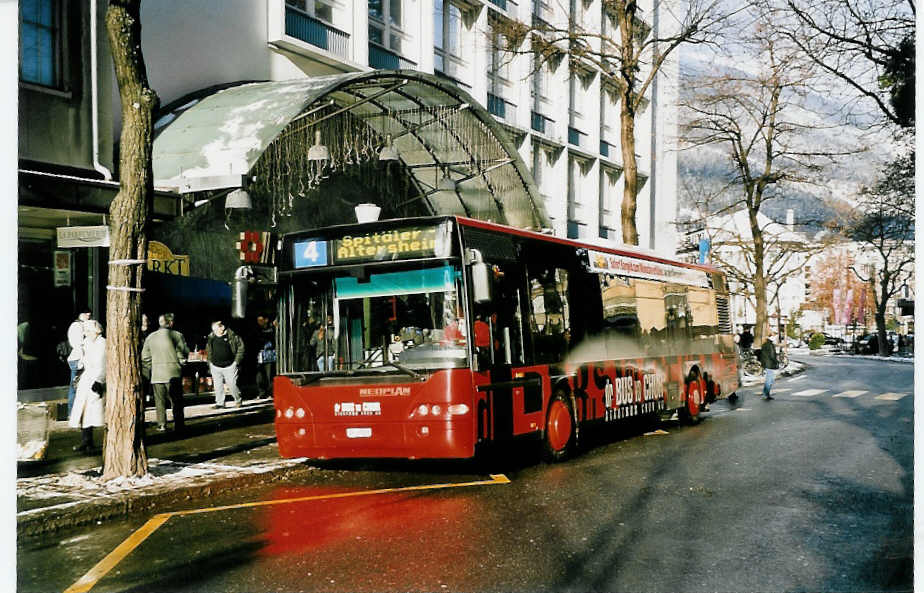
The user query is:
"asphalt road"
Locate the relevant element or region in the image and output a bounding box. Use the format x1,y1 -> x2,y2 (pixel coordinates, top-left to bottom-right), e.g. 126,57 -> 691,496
19,355 -> 913,593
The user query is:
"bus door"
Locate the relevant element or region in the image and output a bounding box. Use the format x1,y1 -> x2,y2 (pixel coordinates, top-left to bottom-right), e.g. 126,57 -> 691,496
472,260 -> 528,442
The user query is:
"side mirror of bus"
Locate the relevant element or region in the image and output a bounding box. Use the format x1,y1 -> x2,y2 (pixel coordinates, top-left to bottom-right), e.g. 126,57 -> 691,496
472,261 -> 491,303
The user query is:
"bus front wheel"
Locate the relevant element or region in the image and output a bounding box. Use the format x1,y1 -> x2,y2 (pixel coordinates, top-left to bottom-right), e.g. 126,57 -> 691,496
543,392 -> 576,462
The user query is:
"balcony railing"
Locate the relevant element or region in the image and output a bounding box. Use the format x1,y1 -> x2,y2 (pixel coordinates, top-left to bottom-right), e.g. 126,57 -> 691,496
285,5 -> 350,59
369,43 -> 417,70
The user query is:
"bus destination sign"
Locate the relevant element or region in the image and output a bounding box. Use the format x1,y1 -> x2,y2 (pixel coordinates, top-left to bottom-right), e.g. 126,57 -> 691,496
586,249 -> 710,288
332,225 -> 447,264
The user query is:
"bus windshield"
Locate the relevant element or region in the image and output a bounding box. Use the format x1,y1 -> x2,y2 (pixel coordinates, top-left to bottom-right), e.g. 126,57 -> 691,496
290,263 -> 468,373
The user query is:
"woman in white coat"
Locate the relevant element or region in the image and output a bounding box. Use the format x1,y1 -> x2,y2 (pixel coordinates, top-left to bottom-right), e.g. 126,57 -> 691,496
70,320 -> 106,453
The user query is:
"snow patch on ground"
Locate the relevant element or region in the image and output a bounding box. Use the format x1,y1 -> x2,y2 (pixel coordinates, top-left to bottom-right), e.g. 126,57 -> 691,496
17,457 -> 311,505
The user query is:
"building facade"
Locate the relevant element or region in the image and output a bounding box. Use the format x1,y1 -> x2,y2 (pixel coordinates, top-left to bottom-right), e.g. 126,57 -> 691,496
138,0 -> 678,254
18,0 -> 679,393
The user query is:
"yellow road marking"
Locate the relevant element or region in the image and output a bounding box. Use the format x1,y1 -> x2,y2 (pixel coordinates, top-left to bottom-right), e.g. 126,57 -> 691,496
172,473 -> 510,517
63,514 -> 171,593
63,474 -> 510,592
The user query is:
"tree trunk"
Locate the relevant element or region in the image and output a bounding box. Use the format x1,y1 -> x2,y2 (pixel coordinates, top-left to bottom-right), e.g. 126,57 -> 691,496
876,273 -> 891,357
749,208 -> 769,344
619,96 -> 639,245
102,0 -> 158,480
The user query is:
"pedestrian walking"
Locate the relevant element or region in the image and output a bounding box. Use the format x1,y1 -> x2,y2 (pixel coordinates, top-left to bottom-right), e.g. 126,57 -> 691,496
759,334 -> 780,400
254,314 -> 276,398
69,320 -> 105,453
207,320 -> 245,408
141,313 -> 190,432
64,307 -> 92,414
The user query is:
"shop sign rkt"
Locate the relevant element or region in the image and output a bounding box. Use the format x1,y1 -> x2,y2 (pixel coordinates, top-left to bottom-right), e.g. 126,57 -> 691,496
147,241 -> 190,276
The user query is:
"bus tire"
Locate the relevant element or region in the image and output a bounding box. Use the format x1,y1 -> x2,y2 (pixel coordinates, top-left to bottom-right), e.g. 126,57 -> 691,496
679,373 -> 704,425
542,391 -> 577,462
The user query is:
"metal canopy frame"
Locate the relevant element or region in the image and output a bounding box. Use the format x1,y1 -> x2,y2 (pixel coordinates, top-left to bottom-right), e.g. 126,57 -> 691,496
152,70 -> 549,230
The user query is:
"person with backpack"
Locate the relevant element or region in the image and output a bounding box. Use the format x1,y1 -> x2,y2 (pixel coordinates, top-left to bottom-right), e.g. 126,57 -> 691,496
254,314 -> 276,399
759,333 -> 781,400
62,308 -> 92,415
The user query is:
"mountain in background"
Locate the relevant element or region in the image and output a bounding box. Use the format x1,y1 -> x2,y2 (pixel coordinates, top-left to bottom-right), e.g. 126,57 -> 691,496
674,47 -> 889,236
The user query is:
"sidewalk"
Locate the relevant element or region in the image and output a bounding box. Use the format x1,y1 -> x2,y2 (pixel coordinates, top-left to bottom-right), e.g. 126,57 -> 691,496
794,346 -> 915,363
17,397 -> 314,536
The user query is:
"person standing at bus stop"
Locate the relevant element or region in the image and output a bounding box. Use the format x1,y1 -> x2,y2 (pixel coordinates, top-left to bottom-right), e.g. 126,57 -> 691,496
207,320 -> 245,408
759,334 -> 780,400
142,313 -> 190,432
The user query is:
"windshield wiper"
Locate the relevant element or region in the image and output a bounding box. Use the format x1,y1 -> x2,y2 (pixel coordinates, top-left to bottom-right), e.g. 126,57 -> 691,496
383,362 -> 423,380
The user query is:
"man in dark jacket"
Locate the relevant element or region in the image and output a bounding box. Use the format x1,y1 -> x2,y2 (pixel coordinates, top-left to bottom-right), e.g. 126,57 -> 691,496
142,313 -> 190,432
207,320 -> 245,408
759,335 -> 780,400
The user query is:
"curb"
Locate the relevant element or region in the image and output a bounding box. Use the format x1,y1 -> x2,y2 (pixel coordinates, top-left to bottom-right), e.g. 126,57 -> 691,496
17,459 -> 315,537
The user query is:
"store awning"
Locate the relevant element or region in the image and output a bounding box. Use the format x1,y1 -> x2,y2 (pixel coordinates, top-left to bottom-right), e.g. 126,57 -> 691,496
152,70 -> 548,230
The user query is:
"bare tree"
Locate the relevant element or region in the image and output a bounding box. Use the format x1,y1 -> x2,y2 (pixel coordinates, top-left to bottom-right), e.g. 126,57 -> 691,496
679,14 -> 851,344
103,0 -> 158,479
773,0 -> 915,128
494,0 -> 733,244
844,150 -> 914,356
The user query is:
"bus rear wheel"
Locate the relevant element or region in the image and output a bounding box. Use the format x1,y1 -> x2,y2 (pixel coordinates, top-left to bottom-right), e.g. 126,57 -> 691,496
679,376 -> 704,425
543,392 -> 576,462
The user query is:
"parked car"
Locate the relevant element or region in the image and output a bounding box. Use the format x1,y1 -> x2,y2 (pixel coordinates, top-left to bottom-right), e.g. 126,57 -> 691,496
853,333 -> 893,355
821,334 -> 844,349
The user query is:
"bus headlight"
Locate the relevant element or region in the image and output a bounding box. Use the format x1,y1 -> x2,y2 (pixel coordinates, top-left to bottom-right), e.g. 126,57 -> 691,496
417,404 -> 429,416
284,407 -> 295,418
295,408 -> 306,418
448,404 -> 470,415
430,404 -> 441,416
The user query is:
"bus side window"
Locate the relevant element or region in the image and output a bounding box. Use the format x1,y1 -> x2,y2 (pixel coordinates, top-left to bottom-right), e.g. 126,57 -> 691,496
636,280 -> 667,349
599,274 -> 640,340
527,267 -> 571,364
688,288 -> 718,338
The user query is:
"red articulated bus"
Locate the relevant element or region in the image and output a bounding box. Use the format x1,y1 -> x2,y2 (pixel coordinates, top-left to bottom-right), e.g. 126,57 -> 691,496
273,216 -> 739,461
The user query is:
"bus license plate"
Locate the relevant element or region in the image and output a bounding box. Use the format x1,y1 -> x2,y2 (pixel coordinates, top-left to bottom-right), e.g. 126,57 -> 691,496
346,427 -> 372,438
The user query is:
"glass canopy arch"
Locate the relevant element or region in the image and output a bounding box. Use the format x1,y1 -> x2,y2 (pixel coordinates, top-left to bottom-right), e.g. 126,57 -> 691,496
153,70 -> 549,230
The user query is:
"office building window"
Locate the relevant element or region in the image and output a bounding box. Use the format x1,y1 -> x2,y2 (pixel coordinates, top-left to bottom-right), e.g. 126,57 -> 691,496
434,0 -> 464,72
488,22 -> 510,85
286,0 -> 334,24
20,0 -> 63,89
370,0 -> 403,53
